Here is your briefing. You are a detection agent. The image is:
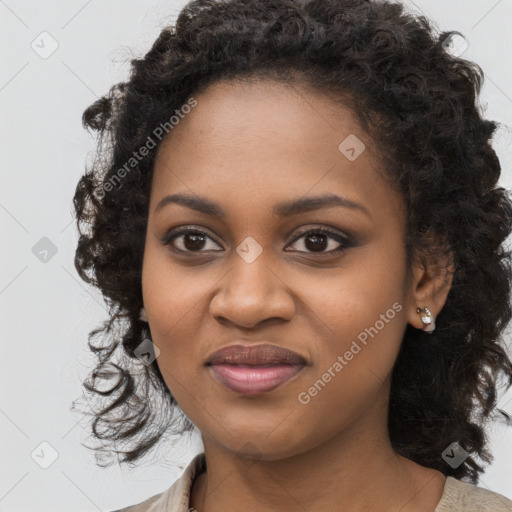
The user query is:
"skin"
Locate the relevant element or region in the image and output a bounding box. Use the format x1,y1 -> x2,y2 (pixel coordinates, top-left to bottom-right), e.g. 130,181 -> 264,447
141,78 -> 453,512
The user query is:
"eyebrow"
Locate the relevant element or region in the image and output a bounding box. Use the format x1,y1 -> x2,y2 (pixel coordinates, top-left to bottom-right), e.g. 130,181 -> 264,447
154,192 -> 371,219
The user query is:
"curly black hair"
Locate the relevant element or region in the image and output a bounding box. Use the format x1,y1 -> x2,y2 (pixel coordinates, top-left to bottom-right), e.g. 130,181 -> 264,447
71,0 -> 512,482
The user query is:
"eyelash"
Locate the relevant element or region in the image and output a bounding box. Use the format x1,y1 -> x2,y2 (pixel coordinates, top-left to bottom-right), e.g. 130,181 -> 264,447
161,226 -> 353,256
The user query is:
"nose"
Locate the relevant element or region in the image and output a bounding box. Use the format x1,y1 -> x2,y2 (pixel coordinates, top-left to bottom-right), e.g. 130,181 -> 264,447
209,251 -> 295,329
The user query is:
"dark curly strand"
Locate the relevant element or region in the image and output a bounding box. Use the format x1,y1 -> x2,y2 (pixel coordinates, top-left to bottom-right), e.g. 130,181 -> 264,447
71,0 -> 512,481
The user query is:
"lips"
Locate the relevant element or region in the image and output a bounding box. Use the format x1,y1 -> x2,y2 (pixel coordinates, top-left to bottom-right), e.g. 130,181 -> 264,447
207,343 -> 307,366
206,343 -> 307,395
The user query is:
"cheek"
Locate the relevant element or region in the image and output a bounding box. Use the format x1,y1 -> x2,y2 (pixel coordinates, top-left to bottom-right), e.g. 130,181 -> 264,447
294,288 -> 405,428
291,244 -> 408,416
141,247 -> 210,382
142,241 -> 209,333
295,244 -> 407,354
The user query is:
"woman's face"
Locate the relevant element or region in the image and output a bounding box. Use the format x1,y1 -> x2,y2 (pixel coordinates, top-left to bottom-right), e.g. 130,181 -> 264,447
141,78 -> 421,460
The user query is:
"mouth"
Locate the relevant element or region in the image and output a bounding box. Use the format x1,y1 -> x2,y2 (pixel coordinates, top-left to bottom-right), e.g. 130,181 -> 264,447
206,343 -> 307,395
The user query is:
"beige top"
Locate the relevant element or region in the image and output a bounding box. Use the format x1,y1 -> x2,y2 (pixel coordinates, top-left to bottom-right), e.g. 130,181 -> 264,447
110,452 -> 512,512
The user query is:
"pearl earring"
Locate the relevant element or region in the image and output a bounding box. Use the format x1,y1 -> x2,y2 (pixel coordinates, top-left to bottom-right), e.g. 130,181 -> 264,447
416,306 -> 435,333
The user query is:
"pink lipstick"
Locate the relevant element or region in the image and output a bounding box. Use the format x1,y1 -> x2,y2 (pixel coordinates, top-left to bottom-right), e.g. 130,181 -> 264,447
206,343 -> 306,395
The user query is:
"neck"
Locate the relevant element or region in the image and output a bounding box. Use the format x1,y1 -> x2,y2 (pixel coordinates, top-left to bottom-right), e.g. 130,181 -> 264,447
190,400 -> 446,512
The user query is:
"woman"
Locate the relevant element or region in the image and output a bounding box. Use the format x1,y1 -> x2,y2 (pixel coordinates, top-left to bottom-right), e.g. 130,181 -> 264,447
72,0 -> 512,510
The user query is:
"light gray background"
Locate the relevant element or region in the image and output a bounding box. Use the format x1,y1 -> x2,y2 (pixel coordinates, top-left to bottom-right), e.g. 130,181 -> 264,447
1,1 -> 511,511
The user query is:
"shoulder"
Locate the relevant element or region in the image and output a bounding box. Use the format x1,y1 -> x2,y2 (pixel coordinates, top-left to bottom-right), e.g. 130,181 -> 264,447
108,453 -> 207,512
435,476 -> 512,512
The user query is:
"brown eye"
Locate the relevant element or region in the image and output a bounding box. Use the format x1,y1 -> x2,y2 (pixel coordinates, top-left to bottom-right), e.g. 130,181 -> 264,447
162,228 -> 223,253
286,228 -> 352,255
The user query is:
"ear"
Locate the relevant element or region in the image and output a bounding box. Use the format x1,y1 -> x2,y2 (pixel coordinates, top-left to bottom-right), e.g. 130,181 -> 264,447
406,237 -> 455,331
139,307 -> 148,322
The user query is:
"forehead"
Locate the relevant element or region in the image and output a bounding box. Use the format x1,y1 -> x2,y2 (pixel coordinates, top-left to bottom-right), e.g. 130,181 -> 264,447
150,78 -> 403,222
155,78 -> 369,164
